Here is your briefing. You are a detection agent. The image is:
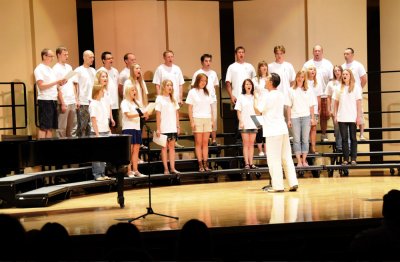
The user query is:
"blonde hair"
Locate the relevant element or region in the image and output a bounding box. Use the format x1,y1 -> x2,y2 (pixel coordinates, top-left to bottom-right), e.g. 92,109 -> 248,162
306,65 -> 318,87
128,63 -> 148,106
341,69 -> 356,93
161,79 -> 176,105
292,70 -> 308,91
124,86 -> 142,108
95,70 -> 108,88
92,84 -> 104,100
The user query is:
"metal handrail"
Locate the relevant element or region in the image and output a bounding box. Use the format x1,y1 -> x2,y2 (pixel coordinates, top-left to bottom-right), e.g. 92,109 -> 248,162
0,82 -> 28,134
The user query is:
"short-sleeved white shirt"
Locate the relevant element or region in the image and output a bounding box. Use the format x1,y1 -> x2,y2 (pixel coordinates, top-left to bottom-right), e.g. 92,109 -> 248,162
225,62 -> 256,99
333,84 -> 362,122
152,64 -> 184,102
123,79 -> 149,106
191,69 -> 219,102
286,87 -> 316,118
53,63 -> 75,105
234,94 -> 257,130
252,77 -> 269,97
308,80 -> 322,114
34,63 -> 58,100
155,95 -> 180,133
186,88 -> 213,118
257,90 -> 288,137
98,67 -> 119,109
325,80 -> 341,111
118,67 -> 130,86
120,99 -> 141,130
341,60 -> 367,87
89,99 -> 110,133
268,61 -> 296,96
303,59 -> 333,98
73,66 -> 96,105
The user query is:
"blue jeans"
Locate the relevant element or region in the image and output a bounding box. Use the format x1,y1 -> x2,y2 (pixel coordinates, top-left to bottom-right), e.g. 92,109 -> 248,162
291,116 -> 311,154
334,121 -> 342,151
339,122 -> 357,162
91,131 -> 110,179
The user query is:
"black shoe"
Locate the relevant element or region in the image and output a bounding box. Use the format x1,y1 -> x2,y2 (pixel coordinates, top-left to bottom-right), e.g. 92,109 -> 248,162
289,185 -> 298,192
250,164 -> 258,169
140,144 -> 148,150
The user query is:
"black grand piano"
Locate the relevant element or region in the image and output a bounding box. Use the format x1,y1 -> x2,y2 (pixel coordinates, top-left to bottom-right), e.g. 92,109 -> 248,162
0,135 -> 131,207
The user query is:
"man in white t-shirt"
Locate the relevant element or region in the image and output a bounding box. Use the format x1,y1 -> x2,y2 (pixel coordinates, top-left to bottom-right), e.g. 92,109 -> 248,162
34,48 -> 67,139
98,51 -> 119,133
153,50 -> 185,105
118,53 -> 136,99
255,73 -> 298,192
73,50 -> 96,137
225,46 -> 256,105
268,45 -> 296,138
303,45 -> 333,142
342,47 -> 368,140
53,46 -> 78,138
192,54 -> 219,146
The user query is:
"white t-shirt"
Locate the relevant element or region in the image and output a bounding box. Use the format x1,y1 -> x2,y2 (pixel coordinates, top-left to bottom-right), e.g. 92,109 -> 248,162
225,62 -> 256,99
308,80 -> 322,114
234,94 -> 257,130
333,84 -> 362,123
325,80 -> 341,111
155,95 -> 180,133
303,59 -> 333,98
34,63 -> 58,100
52,63 -> 76,105
286,87 -> 316,118
268,61 -> 296,96
120,99 -> 141,130
89,99 -> 109,133
98,66 -> 119,109
73,65 -> 96,105
252,77 -> 269,97
123,79 -> 149,106
257,89 -> 288,137
341,60 -> 367,87
191,69 -> 219,103
186,88 -> 213,118
118,67 -> 130,86
152,64 -> 184,102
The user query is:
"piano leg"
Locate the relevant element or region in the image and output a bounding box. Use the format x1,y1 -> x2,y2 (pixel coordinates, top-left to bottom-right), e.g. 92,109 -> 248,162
116,167 -> 125,208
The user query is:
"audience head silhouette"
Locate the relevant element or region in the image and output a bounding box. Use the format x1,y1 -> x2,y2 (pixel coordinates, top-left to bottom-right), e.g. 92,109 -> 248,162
106,222 -> 142,248
382,189 -> 400,220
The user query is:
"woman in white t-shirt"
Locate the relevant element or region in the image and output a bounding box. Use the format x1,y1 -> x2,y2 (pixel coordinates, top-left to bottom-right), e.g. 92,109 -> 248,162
121,86 -> 148,177
286,70 -> 316,167
326,65 -> 344,152
333,69 -> 362,165
306,65 -> 322,153
253,61 -> 269,157
186,73 -> 213,172
90,83 -> 111,181
235,79 -> 258,169
155,80 -> 181,175
95,70 -> 115,128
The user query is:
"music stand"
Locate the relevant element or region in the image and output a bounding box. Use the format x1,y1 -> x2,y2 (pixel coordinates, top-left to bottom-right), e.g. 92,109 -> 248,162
128,124 -> 178,222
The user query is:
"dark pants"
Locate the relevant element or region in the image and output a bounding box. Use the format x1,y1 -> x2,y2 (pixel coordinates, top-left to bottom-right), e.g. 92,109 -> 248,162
339,122 -> 357,162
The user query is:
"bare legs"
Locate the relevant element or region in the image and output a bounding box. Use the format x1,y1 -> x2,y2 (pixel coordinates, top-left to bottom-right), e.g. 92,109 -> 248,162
161,139 -> 178,174
194,132 -> 211,171
242,133 -> 256,167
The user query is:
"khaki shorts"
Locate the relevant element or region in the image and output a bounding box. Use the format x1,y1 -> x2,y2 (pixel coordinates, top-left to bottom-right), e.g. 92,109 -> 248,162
193,118 -> 212,133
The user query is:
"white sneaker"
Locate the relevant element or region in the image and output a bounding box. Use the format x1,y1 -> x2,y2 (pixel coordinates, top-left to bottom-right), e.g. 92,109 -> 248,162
127,171 -> 135,178
258,152 -> 265,157
95,176 -> 106,181
134,171 -> 146,177
138,159 -> 144,164
322,137 -> 329,142
360,135 -> 366,141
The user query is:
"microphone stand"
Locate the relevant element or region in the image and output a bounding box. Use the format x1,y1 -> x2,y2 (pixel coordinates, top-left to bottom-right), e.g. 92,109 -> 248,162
129,124 -> 179,222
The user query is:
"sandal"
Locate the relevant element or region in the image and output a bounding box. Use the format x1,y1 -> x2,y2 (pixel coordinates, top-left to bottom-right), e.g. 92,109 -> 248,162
203,160 -> 211,172
198,161 -> 205,172
250,164 -> 258,169
351,160 -> 357,166
342,161 -> 349,166
244,164 -> 250,169
164,170 -> 170,175
171,170 -> 181,175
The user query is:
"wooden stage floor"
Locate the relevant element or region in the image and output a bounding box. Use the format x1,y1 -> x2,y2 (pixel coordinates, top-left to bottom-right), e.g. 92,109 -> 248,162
1,176 -> 398,235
